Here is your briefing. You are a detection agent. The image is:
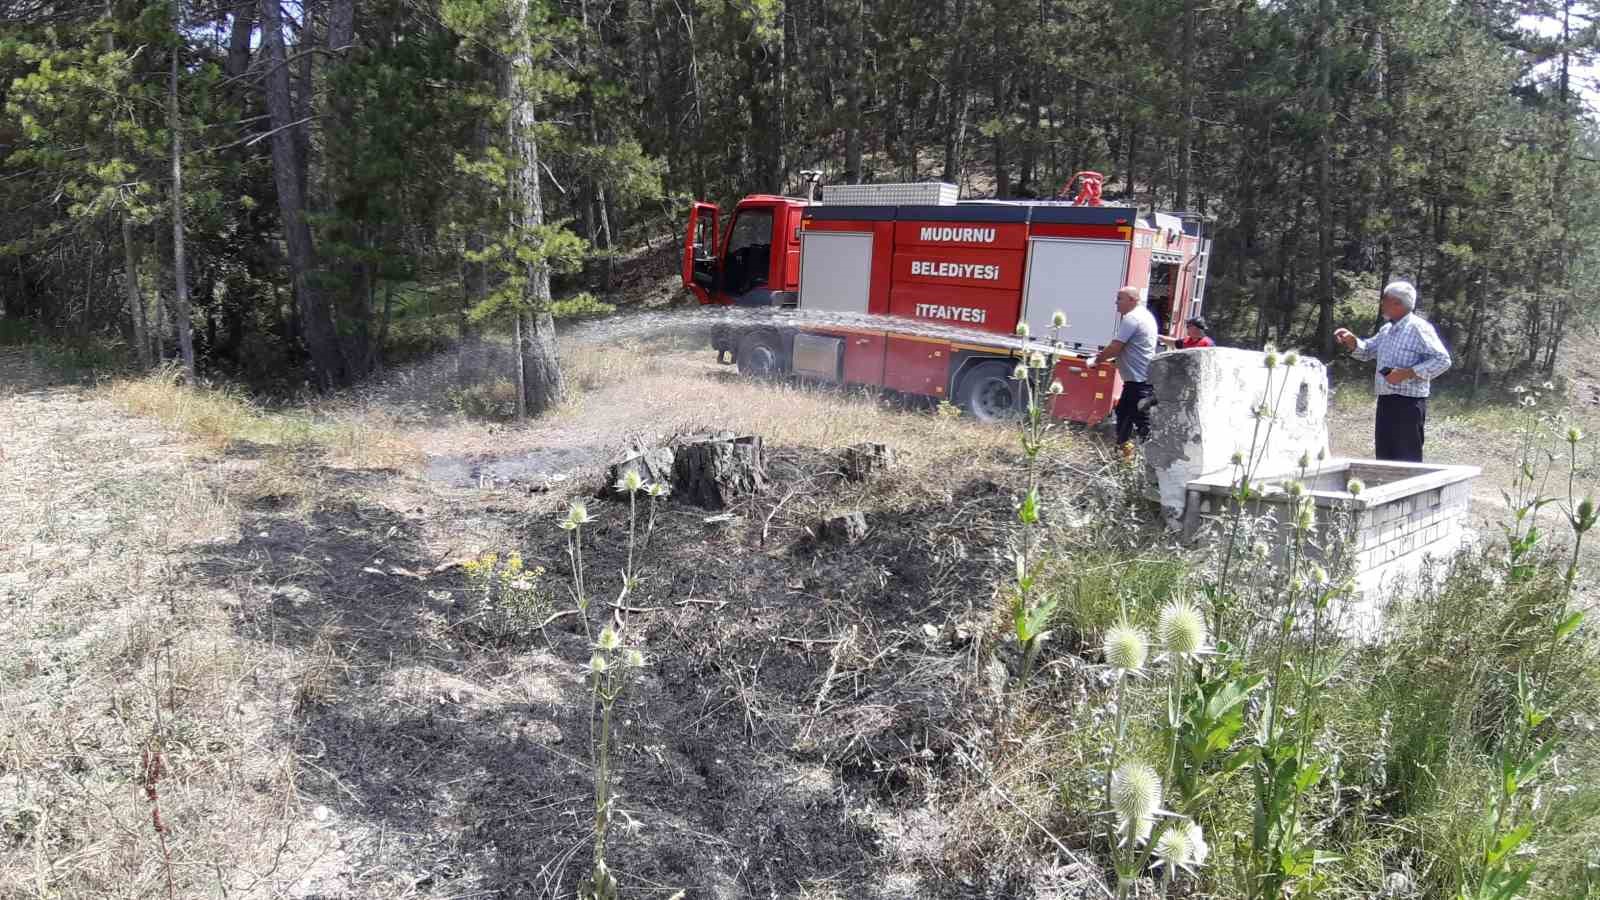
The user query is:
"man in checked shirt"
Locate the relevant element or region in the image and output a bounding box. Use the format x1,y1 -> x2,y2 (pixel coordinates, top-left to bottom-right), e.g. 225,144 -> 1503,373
1333,281 -> 1452,462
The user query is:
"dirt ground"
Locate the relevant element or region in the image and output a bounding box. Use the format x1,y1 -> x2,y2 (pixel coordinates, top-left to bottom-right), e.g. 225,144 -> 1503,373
2,340 -> 1128,899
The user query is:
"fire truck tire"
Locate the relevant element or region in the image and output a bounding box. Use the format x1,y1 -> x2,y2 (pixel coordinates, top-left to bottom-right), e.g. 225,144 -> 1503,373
956,361 -> 1021,423
736,330 -> 787,378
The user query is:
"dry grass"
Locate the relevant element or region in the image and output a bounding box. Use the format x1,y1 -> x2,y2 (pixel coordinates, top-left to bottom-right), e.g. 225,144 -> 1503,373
0,376 -> 340,898
102,367 -> 421,471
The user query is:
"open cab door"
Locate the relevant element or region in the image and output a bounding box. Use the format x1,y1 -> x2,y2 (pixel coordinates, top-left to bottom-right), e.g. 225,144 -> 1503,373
683,201 -> 721,304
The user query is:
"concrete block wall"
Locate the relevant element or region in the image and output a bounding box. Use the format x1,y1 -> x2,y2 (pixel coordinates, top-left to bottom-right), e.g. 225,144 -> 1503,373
1182,460 -> 1479,640
1145,348 -> 1331,521
1344,480 -> 1472,635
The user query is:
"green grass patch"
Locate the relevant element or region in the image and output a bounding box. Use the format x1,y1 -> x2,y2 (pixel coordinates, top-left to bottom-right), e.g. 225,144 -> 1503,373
1040,548 -> 1187,646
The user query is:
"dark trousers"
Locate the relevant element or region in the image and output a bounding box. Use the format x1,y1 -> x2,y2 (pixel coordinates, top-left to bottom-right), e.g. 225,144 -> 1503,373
1115,381 -> 1154,445
1375,394 -> 1427,462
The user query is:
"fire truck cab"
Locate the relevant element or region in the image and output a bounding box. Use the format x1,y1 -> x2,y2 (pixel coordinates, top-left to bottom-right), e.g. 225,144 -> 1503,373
682,180 -> 1210,425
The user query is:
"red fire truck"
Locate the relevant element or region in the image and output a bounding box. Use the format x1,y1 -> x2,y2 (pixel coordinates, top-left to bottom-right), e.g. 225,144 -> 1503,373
680,176 -> 1211,423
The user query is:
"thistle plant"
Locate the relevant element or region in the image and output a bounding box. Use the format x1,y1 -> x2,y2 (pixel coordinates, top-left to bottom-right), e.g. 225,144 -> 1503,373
1111,759 -> 1162,850
614,469 -> 646,595
1007,312 -> 1068,683
1503,384 -> 1559,583
642,480 -> 668,550
1208,346 -> 1301,644
1100,643 -> 1212,898
579,625 -> 648,900
1102,618 -> 1148,786
561,500 -> 596,640
1463,413 -> 1593,900
1243,472 -> 1343,900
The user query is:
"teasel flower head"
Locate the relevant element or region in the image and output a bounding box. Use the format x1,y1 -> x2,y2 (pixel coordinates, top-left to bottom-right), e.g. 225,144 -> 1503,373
1103,621 -> 1149,674
1015,322 -> 1030,338
561,501 -> 595,531
1576,496 -> 1597,534
1158,598 -> 1210,660
1111,761 -> 1162,845
616,469 -> 644,495
1152,820 -> 1209,878
1296,497 -> 1316,531
1051,310 -> 1068,328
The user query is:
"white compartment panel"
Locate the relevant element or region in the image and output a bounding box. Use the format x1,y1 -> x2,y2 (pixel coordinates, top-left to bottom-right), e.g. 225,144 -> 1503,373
798,231 -> 874,315
1021,238 -> 1131,348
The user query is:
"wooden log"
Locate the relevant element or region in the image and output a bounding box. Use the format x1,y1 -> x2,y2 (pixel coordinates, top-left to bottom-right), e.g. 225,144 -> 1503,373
671,435 -> 766,509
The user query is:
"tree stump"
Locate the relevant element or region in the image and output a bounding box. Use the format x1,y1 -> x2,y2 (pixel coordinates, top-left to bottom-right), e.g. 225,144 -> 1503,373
603,441 -> 675,497
671,435 -> 766,509
818,510 -> 868,544
840,442 -> 896,482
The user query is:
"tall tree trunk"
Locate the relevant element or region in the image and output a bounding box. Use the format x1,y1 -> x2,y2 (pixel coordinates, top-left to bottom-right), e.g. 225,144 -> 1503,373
578,0 -> 615,289
170,2 -> 196,380
771,0 -> 789,192
327,0 -> 354,50
991,54 -> 1009,197
843,0 -> 864,183
1315,0 -> 1334,359
512,311 -> 526,420
1125,114 -> 1138,211
261,0 -> 344,387
942,0 -> 971,184
507,0 -> 565,417
1174,0 -> 1195,210
1376,27 -> 1393,299
106,2 -> 151,369
152,284 -> 167,362
226,1 -> 254,77
120,223 -> 150,368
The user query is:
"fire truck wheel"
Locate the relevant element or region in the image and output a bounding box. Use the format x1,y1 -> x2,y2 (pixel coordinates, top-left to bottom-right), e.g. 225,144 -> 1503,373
736,331 -> 787,378
957,362 -> 1021,423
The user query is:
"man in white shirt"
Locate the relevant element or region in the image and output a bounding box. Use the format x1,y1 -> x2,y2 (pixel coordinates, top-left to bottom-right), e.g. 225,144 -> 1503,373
1092,285 -> 1159,446
1334,280 -> 1452,462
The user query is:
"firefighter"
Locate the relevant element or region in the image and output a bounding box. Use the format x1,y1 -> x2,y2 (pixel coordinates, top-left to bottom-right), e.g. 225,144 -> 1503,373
1333,280 -> 1452,463
1161,316 -> 1214,350
1089,286 -> 1159,447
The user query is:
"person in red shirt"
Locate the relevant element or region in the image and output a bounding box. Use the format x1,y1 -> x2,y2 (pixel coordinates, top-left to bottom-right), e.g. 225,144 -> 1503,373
1179,316 -> 1214,349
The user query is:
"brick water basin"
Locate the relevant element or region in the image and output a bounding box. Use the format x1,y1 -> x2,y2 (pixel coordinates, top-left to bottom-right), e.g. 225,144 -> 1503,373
1182,459 -> 1481,635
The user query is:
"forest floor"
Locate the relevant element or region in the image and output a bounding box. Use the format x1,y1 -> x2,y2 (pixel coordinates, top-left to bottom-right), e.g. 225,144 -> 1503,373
5,271 -> 1597,897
